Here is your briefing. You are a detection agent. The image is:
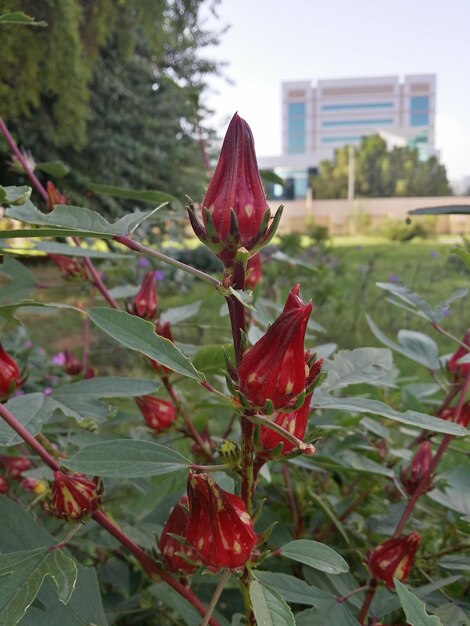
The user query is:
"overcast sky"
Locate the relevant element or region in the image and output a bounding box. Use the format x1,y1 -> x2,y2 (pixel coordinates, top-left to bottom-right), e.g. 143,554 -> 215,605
202,0 -> 470,181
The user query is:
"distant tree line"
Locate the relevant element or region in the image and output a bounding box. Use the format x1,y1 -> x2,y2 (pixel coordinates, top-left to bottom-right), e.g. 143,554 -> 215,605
312,134 -> 451,199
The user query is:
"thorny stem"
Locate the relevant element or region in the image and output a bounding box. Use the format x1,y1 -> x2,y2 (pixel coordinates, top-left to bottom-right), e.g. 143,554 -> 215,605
163,378 -> 214,461
0,401 -> 220,626
113,235 -> 220,288
200,569 -> 231,626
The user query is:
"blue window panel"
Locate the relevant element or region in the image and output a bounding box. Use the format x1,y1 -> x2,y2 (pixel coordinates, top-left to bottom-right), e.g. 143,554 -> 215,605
321,136 -> 362,143
410,96 -> 429,111
288,134 -> 305,153
288,118 -> 306,133
288,102 -> 305,117
294,177 -> 308,198
321,102 -> 394,111
322,118 -> 394,127
410,112 -> 429,126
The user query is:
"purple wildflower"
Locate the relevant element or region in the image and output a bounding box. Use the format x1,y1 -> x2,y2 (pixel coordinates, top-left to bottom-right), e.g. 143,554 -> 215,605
138,257 -> 150,268
52,352 -> 66,366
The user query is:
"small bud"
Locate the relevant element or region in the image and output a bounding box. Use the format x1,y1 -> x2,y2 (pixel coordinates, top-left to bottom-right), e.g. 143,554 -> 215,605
245,253 -> 262,290
136,396 -> 177,433
448,329 -> 470,379
127,271 -> 158,320
159,496 -> 200,574
0,476 -> 9,494
0,344 -> 22,400
49,471 -> 101,520
368,532 -> 421,589
0,455 -> 31,480
400,442 -> 433,496
21,477 -> 49,495
259,394 -> 312,456
46,181 -> 69,210
63,349 -> 83,376
238,285 -> 312,410
149,321 -> 174,375
186,471 -> 257,570
49,254 -> 88,281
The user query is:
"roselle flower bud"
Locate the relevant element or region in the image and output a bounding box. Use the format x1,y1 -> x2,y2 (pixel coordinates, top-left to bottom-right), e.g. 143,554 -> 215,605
368,532 -> 421,589
149,321 -> 174,376
127,271 -> 158,320
448,329 -> 470,379
186,471 -> 257,569
63,349 -> 83,376
438,402 -> 470,427
49,471 -> 101,520
238,285 -> 312,410
188,113 -> 282,267
159,496 -> 199,574
0,476 -> 9,494
400,442 -> 433,496
46,181 -> 69,210
245,253 -> 262,290
0,455 -> 31,479
136,396 -> 177,433
49,254 -> 88,281
0,344 -> 22,399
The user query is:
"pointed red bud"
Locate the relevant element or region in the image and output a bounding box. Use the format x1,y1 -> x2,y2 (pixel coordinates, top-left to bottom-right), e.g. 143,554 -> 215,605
136,396 -> 177,433
245,253 -> 262,290
159,496 -> 200,574
63,349 -> 83,376
259,393 -> 312,455
149,321 -> 174,375
400,442 -> 433,496
0,345 -> 22,399
186,471 -> 257,570
368,532 -> 421,589
238,285 -> 312,410
448,329 -> 470,379
127,271 -> 158,320
49,254 -> 88,281
0,476 -> 9,494
46,181 -> 69,210
49,471 -> 101,520
0,455 -> 31,479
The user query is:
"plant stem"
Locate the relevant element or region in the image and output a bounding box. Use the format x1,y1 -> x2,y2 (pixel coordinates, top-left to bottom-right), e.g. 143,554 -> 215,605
357,583 -> 377,625
337,584 -> 369,603
282,464 -> 303,538
113,235 -> 220,288
200,569 -> 231,626
432,322 -> 470,351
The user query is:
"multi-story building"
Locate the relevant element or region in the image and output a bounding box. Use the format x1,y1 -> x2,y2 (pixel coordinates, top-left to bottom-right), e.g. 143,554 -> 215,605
258,74 -> 436,199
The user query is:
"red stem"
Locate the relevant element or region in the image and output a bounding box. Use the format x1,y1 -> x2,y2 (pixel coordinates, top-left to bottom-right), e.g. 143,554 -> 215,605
358,584 -> 376,625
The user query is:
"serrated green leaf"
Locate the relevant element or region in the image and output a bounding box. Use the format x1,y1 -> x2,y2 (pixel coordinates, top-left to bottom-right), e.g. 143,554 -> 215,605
89,307 -> 204,381
324,348 -> 395,390
394,579 -> 443,625
0,393 -> 46,446
280,540 -> 349,574
250,579 -> 296,626
0,548 -> 77,626
62,439 -> 190,477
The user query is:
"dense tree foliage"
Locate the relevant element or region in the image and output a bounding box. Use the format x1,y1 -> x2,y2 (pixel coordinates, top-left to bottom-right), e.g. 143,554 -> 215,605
312,134 -> 451,199
0,0 -> 223,213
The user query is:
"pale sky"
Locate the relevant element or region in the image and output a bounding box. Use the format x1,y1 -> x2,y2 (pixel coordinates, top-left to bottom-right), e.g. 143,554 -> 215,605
202,0 -> 470,182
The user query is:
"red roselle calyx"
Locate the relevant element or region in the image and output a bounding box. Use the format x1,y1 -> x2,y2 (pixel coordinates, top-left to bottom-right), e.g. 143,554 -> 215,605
245,253 -> 262,290
186,471 -> 257,570
63,349 -> 83,376
136,396 -> 177,433
46,181 -> 69,210
0,344 -> 23,399
127,271 -> 158,320
447,329 -> 470,379
188,112 -> 282,268
159,495 -> 200,574
400,442 -> 433,496
149,321 -> 174,375
49,254 -> 88,281
0,455 -> 31,479
238,285 -> 313,410
368,532 -> 421,589
49,471 -> 101,520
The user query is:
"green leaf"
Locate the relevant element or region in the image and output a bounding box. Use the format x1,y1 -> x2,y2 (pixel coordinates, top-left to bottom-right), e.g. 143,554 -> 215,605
0,301 -> 82,322
337,450 -> 395,478
439,555 -> 470,571
250,579 -> 296,626
35,160 -> 70,177
88,182 -> 178,206
160,300 -> 201,325
62,439 -> 190,477
454,247 -> 470,270
409,205 -> 470,215
0,394 -> 46,446
394,579 -> 443,625
0,11 -> 47,26
0,185 -> 31,205
255,572 -> 332,606
192,344 -> 234,376
433,604 -> 470,626
0,256 -> 37,304
280,540 -> 349,574
296,604 -> 360,626
0,548 -> 77,626
428,466 -> 470,515
324,348 -> 395,390
260,170 -> 286,187
6,202 -> 160,238
33,241 -> 126,258
89,307 -> 204,381
312,390 -> 469,436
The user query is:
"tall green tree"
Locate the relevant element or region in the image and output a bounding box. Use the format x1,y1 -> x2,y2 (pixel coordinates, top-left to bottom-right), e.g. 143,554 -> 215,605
312,135 -> 451,199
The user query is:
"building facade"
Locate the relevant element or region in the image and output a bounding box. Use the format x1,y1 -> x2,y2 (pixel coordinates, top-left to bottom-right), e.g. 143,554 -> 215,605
258,74 -> 436,199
